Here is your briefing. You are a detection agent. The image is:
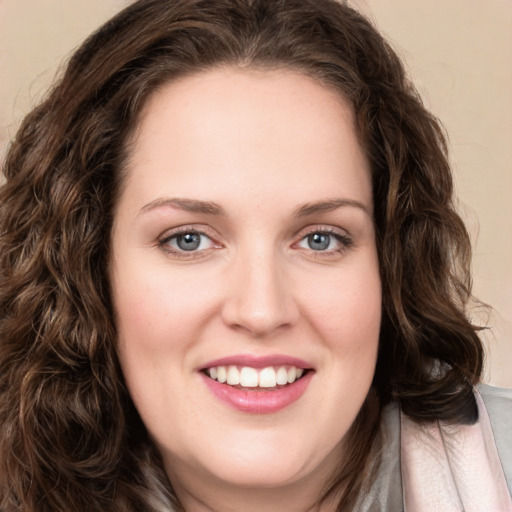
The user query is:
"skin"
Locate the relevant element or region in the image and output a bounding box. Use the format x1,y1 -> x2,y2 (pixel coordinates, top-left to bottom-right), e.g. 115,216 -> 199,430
110,67 -> 382,512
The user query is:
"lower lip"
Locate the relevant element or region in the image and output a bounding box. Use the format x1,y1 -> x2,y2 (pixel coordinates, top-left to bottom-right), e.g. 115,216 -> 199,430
200,371 -> 313,414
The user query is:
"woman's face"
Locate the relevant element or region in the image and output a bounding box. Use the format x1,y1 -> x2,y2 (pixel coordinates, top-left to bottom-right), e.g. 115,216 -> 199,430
111,68 -> 381,500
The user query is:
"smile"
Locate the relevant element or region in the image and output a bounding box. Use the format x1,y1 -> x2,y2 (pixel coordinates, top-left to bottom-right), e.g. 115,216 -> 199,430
204,365 -> 305,389
199,355 -> 314,413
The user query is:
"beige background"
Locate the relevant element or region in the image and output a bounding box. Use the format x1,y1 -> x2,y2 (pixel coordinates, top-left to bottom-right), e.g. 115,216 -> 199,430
1,0 -> 511,386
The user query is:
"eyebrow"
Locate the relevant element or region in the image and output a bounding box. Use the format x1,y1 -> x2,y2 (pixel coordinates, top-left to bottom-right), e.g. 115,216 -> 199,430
140,197 -> 226,216
294,198 -> 372,218
139,196 -> 371,218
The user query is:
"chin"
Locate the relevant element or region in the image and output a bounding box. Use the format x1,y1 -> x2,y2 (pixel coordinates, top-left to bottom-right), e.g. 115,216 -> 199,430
185,428 -> 334,490
205,457 -> 308,489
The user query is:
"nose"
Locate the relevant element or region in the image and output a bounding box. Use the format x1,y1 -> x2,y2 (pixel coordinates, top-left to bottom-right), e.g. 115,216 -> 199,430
221,249 -> 299,338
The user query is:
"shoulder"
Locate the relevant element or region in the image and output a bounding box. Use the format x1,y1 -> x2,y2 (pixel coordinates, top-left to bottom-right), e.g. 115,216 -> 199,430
357,387 -> 512,512
354,401 -> 403,512
477,383 -> 512,492
478,381 -> 512,409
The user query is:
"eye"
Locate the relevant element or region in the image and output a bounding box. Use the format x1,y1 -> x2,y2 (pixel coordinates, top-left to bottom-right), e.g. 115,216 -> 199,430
301,232 -> 334,251
296,229 -> 352,253
160,230 -> 216,254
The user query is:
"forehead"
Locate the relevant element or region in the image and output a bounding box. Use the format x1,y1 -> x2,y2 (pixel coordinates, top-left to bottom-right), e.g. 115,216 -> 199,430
121,67 -> 372,213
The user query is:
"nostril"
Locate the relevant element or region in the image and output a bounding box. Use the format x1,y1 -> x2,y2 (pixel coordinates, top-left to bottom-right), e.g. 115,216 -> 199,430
220,256 -> 300,337
221,291 -> 298,337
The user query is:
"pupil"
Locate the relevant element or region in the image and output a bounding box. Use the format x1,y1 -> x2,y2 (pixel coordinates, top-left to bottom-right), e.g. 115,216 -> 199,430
308,233 -> 330,251
177,233 -> 201,251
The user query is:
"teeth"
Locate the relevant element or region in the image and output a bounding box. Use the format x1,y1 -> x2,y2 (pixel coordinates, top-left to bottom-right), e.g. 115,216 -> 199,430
217,366 -> 227,383
259,367 -> 276,388
287,367 -> 297,383
276,367 -> 288,385
240,367 -> 259,387
227,365 -> 240,385
205,365 -> 307,388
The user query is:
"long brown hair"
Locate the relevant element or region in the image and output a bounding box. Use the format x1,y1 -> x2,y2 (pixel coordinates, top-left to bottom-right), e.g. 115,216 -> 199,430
0,0 -> 483,510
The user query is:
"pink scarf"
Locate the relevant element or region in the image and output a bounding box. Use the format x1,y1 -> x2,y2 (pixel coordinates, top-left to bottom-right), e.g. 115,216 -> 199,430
401,389 -> 512,511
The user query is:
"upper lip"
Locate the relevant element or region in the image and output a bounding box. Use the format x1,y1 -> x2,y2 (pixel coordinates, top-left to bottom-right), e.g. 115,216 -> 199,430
199,354 -> 313,371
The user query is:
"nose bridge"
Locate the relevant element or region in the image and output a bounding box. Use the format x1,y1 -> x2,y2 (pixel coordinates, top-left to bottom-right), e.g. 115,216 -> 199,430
222,240 -> 297,337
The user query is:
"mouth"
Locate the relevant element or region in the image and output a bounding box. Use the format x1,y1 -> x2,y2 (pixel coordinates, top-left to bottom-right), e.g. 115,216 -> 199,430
199,355 -> 314,413
202,365 -> 309,390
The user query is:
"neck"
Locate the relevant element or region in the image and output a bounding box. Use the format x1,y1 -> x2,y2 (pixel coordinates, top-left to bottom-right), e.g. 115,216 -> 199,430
164,451 -> 344,512
171,479 -> 341,512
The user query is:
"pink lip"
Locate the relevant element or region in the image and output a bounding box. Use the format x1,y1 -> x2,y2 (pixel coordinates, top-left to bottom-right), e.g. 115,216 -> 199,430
199,354 -> 313,371
200,370 -> 314,414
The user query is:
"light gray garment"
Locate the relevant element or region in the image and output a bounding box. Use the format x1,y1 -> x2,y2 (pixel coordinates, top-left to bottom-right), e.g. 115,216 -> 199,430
356,384 -> 512,511
481,384 -> 512,492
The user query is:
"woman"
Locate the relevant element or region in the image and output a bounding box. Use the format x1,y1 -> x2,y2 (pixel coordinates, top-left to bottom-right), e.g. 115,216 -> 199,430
0,0 -> 510,511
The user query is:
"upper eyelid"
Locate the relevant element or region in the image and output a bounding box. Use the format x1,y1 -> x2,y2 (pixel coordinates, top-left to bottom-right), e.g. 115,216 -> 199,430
293,224 -> 350,239
157,223 -> 352,247
158,224 -> 219,241
157,226 -> 223,255
157,227 -> 221,258
293,225 -> 354,250
158,224 -> 350,238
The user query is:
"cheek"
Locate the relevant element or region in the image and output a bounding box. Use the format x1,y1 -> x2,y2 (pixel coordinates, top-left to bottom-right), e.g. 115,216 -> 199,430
112,269 -> 206,425
113,263 -> 217,352
301,262 -> 382,346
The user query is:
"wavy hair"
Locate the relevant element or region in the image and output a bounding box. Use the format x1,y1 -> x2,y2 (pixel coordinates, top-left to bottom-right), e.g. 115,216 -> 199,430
0,0 -> 483,510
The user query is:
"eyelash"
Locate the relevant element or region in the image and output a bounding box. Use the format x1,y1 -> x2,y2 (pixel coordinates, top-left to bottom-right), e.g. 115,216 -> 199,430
158,225 -> 220,259
157,225 -> 353,259
295,227 -> 353,256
